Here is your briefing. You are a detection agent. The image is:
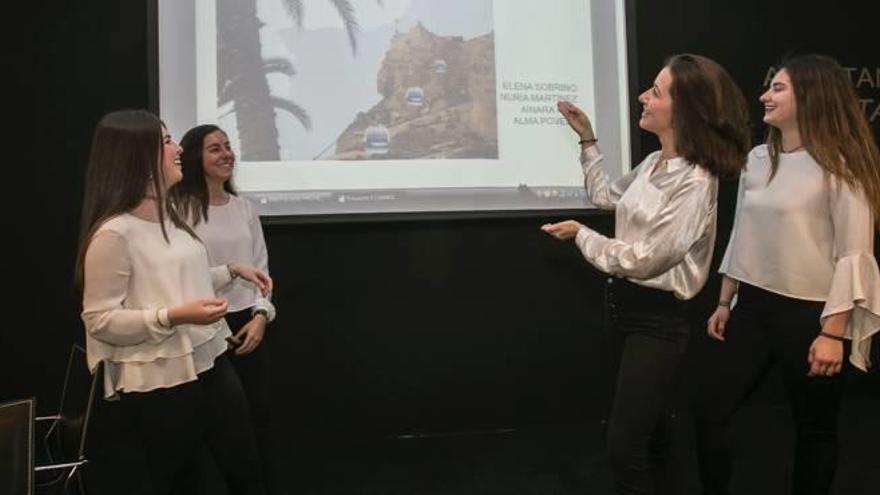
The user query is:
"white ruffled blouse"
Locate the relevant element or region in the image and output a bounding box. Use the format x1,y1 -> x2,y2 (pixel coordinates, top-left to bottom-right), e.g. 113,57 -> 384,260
81,214 -> 233,399
720,145 -> 880,370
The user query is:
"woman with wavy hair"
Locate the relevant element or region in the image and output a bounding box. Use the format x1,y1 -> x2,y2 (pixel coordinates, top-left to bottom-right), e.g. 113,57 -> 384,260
695,54 -> 880,495
542,54 -> 751,494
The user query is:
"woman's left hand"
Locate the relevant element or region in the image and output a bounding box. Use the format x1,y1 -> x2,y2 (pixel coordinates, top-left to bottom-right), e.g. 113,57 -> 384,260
807,334 -> 844,377
541,220 -> 583,240
227,315 -> 267,355
229,263 -> 273,296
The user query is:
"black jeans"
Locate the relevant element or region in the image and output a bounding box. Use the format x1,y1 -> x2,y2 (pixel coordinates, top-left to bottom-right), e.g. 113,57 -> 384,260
120,354 -> 266,495
692,283 -> 842,495
605,277 -> 691,495
226,309 -> 284,495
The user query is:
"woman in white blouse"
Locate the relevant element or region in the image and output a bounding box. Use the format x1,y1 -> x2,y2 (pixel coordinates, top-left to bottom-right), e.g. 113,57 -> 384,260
171,124 -> 283,494
542,54 -> 751,495
694,54 -> 880,495
76,110 -> 271,495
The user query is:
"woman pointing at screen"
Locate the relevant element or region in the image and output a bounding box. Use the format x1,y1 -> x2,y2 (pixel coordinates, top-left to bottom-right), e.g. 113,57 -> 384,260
542,54 -> 750,495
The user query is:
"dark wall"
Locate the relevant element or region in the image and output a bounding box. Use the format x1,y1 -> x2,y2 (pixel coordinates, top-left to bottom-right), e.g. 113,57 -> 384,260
4,0 -> 153,408
264,213 -> 615,434
3,0 -> 877,436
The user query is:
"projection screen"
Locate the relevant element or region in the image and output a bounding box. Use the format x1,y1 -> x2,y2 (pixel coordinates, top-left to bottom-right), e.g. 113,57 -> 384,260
157,0 -> 631,217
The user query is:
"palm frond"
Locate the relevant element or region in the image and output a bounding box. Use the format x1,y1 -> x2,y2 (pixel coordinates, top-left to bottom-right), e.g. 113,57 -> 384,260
280,0 -> 304,27
328,0 -> 360,55
218,57 -> 296,106
272,96 -> 312,130
264,57 -> 297,76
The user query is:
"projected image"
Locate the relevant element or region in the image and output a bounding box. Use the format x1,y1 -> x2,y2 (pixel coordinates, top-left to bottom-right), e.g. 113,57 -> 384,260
216,0 -> 497,162
165,0 -> 625,216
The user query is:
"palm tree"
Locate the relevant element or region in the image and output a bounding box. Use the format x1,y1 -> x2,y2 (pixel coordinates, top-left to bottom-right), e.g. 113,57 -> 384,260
217,0 -> 382,160
281,0 -> 383,56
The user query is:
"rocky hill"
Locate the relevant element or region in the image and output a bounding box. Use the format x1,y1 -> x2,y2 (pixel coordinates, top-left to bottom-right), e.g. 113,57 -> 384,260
332,24 -> 498,160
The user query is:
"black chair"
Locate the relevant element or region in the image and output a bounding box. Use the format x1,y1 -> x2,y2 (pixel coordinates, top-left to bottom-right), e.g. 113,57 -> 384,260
34,344 -> 101,495
0,397 -> 36,495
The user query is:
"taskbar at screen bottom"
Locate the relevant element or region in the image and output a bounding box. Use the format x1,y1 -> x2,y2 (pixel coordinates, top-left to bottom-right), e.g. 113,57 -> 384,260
243,186 -> 596,216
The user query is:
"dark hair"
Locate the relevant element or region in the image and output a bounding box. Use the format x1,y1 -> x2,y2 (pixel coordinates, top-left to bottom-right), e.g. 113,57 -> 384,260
666,53 -> 751,177
170,125 -> 237,226
767,54 -> 880,222
75,110 -> 196,290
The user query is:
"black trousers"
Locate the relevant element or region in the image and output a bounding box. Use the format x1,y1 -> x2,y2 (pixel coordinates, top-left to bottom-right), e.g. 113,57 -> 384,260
605,277 -> 691,495
120,353 -> 265,495
692,283 -> 842,495
226,309 -> 284,495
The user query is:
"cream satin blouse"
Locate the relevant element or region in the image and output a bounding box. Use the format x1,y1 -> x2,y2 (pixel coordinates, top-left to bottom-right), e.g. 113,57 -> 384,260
574,145 -> 719,300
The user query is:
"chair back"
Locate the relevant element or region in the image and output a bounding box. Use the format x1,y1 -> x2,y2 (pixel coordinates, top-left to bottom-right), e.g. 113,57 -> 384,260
0,397 -> 36,495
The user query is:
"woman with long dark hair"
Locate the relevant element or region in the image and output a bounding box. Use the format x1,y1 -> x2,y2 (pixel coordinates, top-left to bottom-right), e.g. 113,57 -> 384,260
77,110 -> 271,495
542,54 -> 751,494
694,54 -> 880,495
171,124 -> 283,494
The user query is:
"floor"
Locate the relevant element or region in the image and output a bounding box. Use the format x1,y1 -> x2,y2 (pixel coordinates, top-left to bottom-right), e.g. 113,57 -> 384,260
61,375 -> 880,495
273,398 -> 879,494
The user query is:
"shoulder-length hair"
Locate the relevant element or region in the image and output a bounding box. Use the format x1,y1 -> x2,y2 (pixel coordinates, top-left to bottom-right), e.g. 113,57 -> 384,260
666,53 -> 751,177
767,54 -> 880,221
75,110 -> 196,290
170,124 -> 237,226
